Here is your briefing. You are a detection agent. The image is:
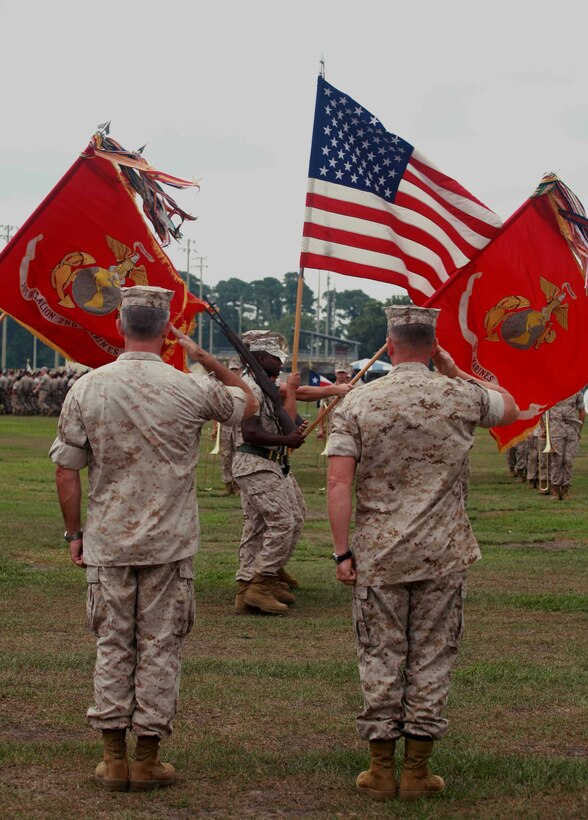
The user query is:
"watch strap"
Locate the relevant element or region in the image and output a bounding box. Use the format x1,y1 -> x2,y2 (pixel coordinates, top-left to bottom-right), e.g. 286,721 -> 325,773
64,529 -> 84,543
332,549 -> 353,564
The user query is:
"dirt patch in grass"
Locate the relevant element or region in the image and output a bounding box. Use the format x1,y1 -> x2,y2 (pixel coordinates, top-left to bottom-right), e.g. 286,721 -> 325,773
503,539 -> 586,551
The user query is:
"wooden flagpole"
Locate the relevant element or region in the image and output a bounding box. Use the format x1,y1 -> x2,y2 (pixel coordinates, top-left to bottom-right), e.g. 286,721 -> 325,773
303,341 -> 388,438
291,268 -> 305,372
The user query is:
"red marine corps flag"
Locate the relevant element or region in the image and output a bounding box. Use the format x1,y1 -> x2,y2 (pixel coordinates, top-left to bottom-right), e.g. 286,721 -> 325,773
427,175 -> 588,451
0,127 -> 206,370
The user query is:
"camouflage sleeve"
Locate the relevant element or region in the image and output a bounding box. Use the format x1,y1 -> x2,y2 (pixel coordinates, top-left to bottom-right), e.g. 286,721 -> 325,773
575,391 -> 584,411
205,376 -> 247,426
48,392 -> 89,469
326,403 -> 361,460
479,389 -> 505,428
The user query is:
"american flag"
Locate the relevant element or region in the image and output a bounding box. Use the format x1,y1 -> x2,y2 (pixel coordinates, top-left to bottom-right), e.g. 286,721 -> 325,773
300,76 -> 502,304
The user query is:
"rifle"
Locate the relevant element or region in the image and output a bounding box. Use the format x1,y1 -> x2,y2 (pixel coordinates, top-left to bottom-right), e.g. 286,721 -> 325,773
205,299 -> 303,435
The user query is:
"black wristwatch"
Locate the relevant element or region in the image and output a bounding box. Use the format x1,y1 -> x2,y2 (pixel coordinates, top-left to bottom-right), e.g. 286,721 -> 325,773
64,529 -> 84,543
332,549 -> 353,564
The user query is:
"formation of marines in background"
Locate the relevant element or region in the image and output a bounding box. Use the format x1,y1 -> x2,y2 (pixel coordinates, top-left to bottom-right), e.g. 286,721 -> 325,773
0,366 -> 85,416
506,391 -> 585,499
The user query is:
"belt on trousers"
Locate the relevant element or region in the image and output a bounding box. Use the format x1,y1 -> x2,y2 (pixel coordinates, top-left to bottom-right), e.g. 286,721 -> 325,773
237,443 -> 284,464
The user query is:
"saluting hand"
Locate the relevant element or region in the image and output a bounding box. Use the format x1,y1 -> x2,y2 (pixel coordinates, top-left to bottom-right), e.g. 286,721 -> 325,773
432,344 -> 458,378
170,325 -> 205,361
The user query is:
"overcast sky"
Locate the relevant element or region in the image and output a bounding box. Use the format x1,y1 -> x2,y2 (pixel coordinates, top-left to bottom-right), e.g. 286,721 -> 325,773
1,0 -> 586,307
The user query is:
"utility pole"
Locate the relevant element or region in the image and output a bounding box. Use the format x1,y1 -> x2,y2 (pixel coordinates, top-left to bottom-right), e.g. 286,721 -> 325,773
316,271 -> 321,358
0,313 -> 7,371
0,225 -> 18,370
325,273 -> 330,358
0,224 -> 18,244
180,238 -> 197,289
193,256 -> 207,346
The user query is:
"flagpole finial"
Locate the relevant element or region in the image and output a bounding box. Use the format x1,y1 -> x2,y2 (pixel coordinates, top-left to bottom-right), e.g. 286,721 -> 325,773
319,57 -> 325,79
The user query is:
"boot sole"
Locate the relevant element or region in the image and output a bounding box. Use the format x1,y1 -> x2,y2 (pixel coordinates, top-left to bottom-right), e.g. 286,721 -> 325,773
129,778 -> 176,792
356,785 -> 397,801
94,776 -> 128,792
399,786 -> 445,801
241,598 -> 288,615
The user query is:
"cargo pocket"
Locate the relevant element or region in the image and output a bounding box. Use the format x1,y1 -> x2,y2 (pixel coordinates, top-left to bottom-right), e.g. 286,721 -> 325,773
352,587 -> 380,648
85,566 -> 108,637
447,578 -> 467,648
172,559 -> 195,637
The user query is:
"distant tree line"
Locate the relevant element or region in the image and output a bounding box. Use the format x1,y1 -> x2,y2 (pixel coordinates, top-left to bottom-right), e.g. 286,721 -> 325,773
190,271 -> 411,359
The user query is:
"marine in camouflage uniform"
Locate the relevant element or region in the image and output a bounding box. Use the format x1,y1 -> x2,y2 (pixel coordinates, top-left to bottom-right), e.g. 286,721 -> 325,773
547,392 -> 585,499
327,305 -> 517,802
217,357 -> 243,495
505,445 -> 517,476
19,371 -> 35,414
11,373 -> 26,415
232,331 -> 306,615
0,370 -> 10,414
50,286 -> 251,792
526,415 -> 548,491
514,438 -> 529,482
34,367 -> 52,415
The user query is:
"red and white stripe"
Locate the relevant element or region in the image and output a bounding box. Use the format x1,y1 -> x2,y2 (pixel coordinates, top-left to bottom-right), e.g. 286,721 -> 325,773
300,150 -> 501,304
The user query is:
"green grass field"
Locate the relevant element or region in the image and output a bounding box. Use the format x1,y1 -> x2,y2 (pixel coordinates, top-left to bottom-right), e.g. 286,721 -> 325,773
0,414 -> 587,818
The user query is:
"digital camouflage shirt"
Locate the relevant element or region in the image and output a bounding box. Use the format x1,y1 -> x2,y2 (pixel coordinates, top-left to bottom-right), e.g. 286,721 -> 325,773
50,352 -> 245,566
327,362 -> 503,584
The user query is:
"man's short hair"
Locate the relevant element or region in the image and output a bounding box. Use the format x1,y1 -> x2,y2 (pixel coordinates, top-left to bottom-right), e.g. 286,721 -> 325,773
389,323 -> 435,348
119,305 -> 170,341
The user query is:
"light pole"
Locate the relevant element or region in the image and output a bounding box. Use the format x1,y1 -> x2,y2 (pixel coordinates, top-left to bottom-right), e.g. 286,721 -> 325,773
193,256 -> 208,347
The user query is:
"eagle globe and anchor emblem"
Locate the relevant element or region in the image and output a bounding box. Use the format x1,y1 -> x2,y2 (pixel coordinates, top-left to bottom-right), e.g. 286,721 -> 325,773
483,276 -> 576,350
50,235 -> 152,314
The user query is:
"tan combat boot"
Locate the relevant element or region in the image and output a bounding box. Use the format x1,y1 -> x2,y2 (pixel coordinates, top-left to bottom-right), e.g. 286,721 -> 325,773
94,729 -> 128,791
399,737 -> 445,801
266,577 -> 295,605
277,566 -> 299,589
242,575 -> 288,615
356,739 -> 397,801
235,580 -> 252,614
129,735 -> 176,791
550,484 -> 562,500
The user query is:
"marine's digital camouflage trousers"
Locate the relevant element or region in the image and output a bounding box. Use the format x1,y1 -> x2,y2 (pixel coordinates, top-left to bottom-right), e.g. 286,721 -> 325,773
548,433 -> 580,487
85,558 -> 195,738
235,470 -> 306,580
352,571 -> 467,741
220,425 -> 237,484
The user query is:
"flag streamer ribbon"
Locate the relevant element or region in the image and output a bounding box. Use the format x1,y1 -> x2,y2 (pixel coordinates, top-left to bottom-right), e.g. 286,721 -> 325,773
86,128 -> 199,245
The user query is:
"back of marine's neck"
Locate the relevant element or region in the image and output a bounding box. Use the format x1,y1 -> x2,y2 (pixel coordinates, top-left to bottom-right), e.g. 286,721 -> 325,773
392,353 -> 430,366
123,339 -> 164,355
